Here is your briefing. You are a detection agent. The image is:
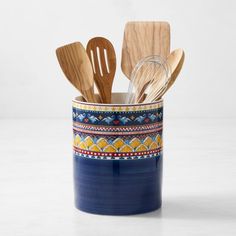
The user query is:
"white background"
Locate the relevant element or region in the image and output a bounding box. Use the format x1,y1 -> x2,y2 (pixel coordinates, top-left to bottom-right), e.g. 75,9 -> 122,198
0,0 -> 235,118
0,0 -> 236,236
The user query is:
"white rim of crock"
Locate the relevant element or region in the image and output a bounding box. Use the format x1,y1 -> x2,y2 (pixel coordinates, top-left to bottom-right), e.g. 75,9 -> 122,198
73,93 -> 163,107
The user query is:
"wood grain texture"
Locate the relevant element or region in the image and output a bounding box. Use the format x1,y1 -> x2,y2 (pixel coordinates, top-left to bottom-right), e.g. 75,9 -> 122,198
86,37 -> 116,103
56,42 -> 97,103
166,48 -> 185,91
121,21 -> 170,79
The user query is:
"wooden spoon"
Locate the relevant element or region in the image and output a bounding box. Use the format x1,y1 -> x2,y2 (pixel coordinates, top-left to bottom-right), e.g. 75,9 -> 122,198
56,42 -> 97,103
86,37 -> 116,103
166,49 -> 185,91
121,21 -> 170,79
143,48 -> 185,103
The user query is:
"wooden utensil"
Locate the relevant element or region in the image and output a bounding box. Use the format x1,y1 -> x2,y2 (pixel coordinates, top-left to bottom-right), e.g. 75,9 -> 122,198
121,21 -> 170,79
143,48 -> 185,103
165,48 -> 185,91
56,42 -> 97,103
86,37 -> 116,103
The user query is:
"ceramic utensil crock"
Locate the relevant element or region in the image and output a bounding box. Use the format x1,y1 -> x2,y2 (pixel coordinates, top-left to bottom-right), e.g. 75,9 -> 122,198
73,93 -> 163,215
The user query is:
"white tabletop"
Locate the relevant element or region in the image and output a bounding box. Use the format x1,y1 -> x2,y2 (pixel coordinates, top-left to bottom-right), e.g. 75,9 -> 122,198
0,118 -> 235,236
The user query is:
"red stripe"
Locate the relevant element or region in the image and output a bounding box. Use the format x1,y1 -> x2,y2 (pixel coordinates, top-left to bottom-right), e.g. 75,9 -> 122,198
73,147 -> 162,157
73,127 -> 163,136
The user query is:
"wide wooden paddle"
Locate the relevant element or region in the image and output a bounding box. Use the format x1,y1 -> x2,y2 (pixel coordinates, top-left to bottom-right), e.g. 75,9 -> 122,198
121,21 -> 170,79
56,42 -> 97,103
86,37 -> 116,103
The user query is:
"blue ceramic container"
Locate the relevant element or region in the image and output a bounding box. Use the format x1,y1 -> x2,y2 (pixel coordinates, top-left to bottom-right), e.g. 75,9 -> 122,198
73,93 -> 163,215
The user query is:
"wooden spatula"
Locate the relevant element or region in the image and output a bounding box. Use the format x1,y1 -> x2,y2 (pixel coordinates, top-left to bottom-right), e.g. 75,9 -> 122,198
121,21 -> 170,79
56,42 -> 97,103
86,37 -> 116,103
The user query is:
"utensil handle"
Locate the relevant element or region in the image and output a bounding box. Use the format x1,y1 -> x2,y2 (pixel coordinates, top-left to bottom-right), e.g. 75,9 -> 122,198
84,88 -> 98,103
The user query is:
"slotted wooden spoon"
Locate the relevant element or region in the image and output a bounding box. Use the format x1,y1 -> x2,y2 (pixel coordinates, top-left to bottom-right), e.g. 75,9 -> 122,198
86,37 -> 116,103
121,21 -> 170,79
56,42 -> 97,103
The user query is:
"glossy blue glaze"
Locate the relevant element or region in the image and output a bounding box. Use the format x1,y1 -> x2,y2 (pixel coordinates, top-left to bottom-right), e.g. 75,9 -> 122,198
72,96 -> 164,215
73,154 -> 162,215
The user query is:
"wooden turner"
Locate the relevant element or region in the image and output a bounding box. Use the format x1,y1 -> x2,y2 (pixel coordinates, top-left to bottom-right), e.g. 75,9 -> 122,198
121,21 -> 170,79
86,37 -> 116,103
56,42 -> 97,103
